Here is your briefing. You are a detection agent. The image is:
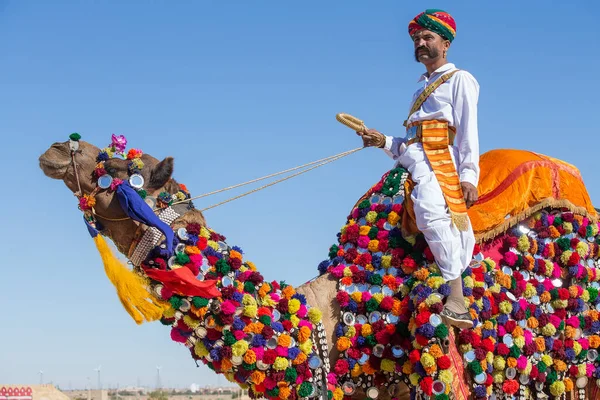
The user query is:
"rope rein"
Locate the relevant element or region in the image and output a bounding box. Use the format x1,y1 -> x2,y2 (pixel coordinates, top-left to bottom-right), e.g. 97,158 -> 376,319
92,113 -> 367,221
93,146 -> 363,221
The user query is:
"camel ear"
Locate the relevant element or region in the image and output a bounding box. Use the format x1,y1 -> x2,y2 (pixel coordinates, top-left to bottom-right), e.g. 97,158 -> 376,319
148,157 -> 174,189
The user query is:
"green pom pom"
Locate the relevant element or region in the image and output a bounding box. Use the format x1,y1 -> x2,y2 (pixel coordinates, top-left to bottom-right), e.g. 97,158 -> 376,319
546,369 -> 557,384
580,349 -> 588,360
553,217 -> 563,226
434,323 -> 449,339
223,330 -> 237,346
69,132 -> 81,141
216,259 -> 230,274
589,287 -> 598,301
175,252 -> 190,265
365,335 -> 377,346
137,189 -> 147,199
435,395 -> 449,400
328,244 -> 339,259
537,362 -> 547,373
169,296 -> 183,310
242,362 -> 256,371
468,360 -> 483,374
369,274 -> 383,286
244,281 -> 256,293
284,367 -> 297,382
368,227 -> 379,239
259,315 -> 272,325
579,315 -> 586,329
327,390 -> 333,400
192,297 -> 208,308
159,318 -> 174,326
366,298 -> 379,312
556,237 -> 571,251
298,383 -> 313,398
358,200 -> 371,209
509,345 -> 521,358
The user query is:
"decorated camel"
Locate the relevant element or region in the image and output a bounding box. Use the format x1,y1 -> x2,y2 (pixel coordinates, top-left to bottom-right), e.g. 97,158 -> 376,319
39,132 -> 600,400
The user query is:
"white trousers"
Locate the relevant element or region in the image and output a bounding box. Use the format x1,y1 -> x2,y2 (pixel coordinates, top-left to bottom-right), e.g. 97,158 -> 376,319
409,168 -> 476,281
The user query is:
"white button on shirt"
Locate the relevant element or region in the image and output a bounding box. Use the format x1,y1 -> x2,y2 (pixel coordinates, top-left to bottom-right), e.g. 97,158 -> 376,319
383,63 -> 480,187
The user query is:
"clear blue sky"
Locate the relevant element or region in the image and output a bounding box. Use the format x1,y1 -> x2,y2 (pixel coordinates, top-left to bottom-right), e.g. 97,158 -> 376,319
1,0 -> 598,391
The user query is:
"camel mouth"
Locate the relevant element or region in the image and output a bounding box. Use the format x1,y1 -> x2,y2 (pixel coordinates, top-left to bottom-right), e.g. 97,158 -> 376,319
39,143 -> 71,179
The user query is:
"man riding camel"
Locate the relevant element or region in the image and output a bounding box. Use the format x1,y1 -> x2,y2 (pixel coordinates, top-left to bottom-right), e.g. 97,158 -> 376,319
357,9 -> 480,329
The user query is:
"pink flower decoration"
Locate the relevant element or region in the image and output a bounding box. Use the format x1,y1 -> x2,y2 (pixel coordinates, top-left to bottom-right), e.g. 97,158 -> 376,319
327,373 -> 338,385
377,230 -> 389,240
503,252 -> 518,267
524,329 -> 533,345
189,253 -> 203,267
497,325 -> 506,337
276,346 -> 288,357
111,134 -> 127,153
233,330 -> 246,340
252,347 -> 264,360
298,320 -> 312,329
357,236 -> 370,249
220,300 -> 236,315
110,178 -> 123,191
296,304 -> 308,318
517,356 -> 528,370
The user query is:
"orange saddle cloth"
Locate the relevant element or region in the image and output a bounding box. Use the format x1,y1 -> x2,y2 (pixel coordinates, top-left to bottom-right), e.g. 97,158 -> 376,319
468,149 -> 598,242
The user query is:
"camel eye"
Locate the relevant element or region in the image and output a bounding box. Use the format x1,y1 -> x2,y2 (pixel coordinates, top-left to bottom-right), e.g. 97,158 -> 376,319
107,167 -> 117,175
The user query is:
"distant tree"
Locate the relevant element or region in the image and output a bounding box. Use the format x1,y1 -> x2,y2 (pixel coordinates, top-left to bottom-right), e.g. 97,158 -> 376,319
149,390 -> 168,400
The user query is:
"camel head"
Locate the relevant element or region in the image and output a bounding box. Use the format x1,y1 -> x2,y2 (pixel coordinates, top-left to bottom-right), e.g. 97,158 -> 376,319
38,134 -> 187,254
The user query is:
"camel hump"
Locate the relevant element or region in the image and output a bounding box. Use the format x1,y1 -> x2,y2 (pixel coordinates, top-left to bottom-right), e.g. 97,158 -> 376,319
469,148 -> 598,242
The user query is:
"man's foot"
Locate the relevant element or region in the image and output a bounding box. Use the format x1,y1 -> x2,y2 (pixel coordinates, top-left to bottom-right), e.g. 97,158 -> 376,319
441,308 -> 473,330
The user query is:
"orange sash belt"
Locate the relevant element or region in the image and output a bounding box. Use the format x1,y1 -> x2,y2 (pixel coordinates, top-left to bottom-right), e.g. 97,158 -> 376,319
411,119 -> 469,231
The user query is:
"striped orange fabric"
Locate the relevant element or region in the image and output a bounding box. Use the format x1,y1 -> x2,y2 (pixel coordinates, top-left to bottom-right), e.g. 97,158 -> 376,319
420,120 -> 469,231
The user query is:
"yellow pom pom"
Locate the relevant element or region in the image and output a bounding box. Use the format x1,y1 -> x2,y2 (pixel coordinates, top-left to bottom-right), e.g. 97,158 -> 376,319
409,373 -> 420,386
194,341 -> 208,357
541,354 -> 553,366
332,388 -> 344,400
380,359 -> 395,372
541,323 -> 556,337
421,353 -> 435,368
243,304 -> 258,318
381,256 -> 392,268
299,339 -> 313,354
366,211 -> 378,223
273,357 -> 289,371
288,299 -> 301,314
438,370 -> 453,384
549,381 -> 565,397
518,235 -> 530,253
232,340 -> 249,357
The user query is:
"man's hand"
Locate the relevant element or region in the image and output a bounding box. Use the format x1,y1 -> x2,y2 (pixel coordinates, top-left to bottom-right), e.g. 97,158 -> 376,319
461,182 -> 478,209
356,128 -> 386,148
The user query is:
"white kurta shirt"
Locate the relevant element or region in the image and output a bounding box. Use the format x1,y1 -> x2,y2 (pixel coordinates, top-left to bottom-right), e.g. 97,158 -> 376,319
383,62 -> 480,187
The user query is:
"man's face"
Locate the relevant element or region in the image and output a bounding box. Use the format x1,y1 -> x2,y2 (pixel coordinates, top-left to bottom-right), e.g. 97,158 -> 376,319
412,29 -> 449,63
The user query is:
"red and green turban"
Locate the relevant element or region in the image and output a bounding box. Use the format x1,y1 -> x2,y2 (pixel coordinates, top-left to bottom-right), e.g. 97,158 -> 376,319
408,9 -> 457,42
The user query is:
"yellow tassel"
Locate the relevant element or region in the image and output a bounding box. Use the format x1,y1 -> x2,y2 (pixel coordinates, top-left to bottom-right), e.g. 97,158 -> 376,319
93,234 -> 168,324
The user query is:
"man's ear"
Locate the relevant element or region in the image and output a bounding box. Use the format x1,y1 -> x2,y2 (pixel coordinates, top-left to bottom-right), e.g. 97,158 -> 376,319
148,157 -> 174,189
